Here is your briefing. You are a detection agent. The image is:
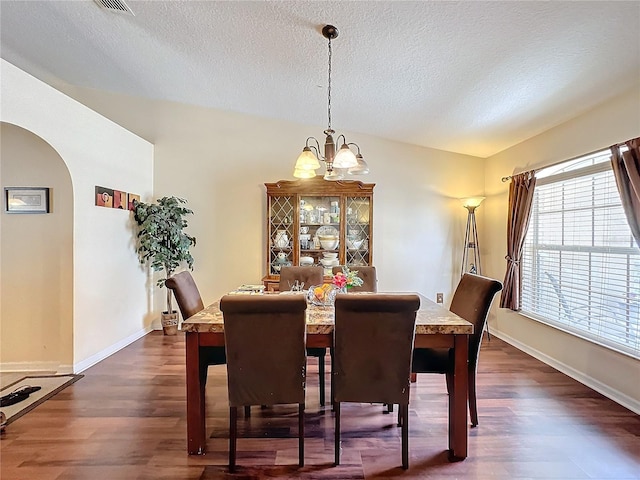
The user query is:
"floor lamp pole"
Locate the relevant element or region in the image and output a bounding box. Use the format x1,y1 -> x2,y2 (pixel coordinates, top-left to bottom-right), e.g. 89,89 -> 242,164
461,205 -> 481,277
460,198 -> 490,339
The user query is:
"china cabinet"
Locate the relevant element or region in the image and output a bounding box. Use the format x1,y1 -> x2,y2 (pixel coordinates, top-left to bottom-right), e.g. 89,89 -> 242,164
263,176 -> 375,291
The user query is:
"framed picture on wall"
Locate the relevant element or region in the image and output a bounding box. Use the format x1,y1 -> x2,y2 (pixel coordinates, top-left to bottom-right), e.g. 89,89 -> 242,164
4,187 -> 50,214
95,186 -> 114,208
113,189 -> 128,210
128,193 -> 140,211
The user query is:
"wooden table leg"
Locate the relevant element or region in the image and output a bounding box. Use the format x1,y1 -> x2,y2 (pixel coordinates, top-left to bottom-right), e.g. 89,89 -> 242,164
449,334 -> 469,461
186,332 -> 207,455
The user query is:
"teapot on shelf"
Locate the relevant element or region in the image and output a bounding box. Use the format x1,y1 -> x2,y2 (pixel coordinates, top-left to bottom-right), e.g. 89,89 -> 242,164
274,230 -> 289,248
272,251 -> 291,273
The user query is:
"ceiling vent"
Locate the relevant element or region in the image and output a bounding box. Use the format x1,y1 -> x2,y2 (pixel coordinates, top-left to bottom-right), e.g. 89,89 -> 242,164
94,0 -> 135,16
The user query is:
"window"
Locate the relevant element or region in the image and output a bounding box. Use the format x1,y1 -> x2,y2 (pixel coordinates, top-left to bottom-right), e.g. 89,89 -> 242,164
521,148 -> 640,358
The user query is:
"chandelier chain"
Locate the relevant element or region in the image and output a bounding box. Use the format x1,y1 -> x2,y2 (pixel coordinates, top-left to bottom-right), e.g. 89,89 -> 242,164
293,24 -> 369,179
327,36 -> 332,131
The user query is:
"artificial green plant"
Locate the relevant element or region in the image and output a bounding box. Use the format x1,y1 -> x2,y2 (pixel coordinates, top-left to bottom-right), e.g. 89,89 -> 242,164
133,196 -> 196,314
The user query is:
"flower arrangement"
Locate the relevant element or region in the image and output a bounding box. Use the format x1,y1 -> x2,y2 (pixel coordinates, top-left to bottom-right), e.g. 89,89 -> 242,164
332,266 -> 364,291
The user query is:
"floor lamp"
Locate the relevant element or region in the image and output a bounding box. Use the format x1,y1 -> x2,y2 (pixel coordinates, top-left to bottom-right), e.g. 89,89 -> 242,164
461,197 -> 490,339
460,197 -> 485,277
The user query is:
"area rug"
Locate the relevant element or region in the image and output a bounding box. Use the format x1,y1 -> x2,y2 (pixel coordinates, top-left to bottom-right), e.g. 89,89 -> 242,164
0,374 -> 83,425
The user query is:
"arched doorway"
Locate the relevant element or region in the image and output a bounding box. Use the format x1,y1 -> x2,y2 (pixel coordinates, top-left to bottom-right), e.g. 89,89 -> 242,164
0,122 -> 74,373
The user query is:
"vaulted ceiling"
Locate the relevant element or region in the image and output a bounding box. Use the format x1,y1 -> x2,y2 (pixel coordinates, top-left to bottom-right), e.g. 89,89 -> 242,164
1,0 -> 639,157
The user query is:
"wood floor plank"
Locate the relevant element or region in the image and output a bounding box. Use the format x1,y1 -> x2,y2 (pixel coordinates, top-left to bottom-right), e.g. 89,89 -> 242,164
1,331 -> 638,479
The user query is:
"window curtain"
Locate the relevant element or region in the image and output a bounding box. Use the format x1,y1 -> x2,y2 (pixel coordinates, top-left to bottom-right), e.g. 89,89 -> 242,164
610,137 -> 640,249
500,171 -> 536,310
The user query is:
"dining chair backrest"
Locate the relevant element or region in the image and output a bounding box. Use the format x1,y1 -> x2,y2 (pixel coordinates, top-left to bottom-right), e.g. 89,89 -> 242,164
220,294 -> 308,407
165,271 -> 204,319
450,273 -> 503,368
331,266 -> 378,292
220,294 -> 307,470
333,293 -> 419,405
279,266 -> 324,291
333,293 -> 420,469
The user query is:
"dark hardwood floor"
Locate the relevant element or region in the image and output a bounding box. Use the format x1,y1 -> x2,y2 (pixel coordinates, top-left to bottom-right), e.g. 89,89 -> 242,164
1,332 -> 638,479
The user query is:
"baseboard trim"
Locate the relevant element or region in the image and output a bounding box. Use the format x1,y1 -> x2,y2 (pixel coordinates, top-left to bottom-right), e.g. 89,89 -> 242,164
492,330 -> 640,415
73,326 -> 153,374
0,361 -> 60,373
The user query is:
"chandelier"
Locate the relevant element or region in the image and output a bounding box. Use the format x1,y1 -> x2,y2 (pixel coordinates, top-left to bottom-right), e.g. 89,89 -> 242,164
293,25 -> 369,180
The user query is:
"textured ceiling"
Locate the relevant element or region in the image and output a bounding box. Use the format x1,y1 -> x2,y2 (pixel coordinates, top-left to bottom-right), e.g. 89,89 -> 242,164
1,0 -> 639,157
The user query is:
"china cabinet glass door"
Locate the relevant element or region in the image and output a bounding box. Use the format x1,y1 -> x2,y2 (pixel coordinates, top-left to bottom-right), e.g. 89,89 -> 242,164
345,196 -> 371,267
268,195 -> 294,275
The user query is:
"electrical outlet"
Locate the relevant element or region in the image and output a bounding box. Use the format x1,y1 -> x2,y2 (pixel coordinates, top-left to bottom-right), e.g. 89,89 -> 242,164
436,292 -> 444,304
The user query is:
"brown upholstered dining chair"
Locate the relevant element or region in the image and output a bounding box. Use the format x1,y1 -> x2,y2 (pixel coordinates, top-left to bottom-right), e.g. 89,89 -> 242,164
333,293 -> 420,470
331,266 -> 378,292
279,266 -> 324,292
411,273 -> 502,427
165,271 -> 226,366
279,266 -> 330,406
220,294 -> 307,472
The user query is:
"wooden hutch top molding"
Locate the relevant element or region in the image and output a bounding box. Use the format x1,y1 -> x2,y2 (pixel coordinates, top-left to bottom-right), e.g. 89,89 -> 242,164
265,175 -> 375,195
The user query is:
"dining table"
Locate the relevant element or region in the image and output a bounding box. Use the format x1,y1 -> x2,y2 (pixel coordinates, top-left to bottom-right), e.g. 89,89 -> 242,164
181,292 -> 473,460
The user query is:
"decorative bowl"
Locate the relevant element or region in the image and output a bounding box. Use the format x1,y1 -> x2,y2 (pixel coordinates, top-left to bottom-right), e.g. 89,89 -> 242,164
322,252 -> 338,259
320,258 -> 339,267
300,256 -> 314,266
319,238 -> 339,250
306,284 -> 338,306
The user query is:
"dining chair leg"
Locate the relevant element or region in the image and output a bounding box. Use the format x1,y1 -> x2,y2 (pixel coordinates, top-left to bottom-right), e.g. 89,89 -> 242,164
318,352 -> 325,407
244,406 -> 251,418
298,403 -> 305,467
334,402 -> 341,466
330,347 -> 335,411
469,371 -> 478,427
445,371 -> 453,395
397,405 -> 402,427
401,404 -> 409,469
229,406 -> 237,473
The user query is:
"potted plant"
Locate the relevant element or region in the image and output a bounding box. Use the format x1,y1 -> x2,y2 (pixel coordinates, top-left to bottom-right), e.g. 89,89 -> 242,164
133,196 -> 196,335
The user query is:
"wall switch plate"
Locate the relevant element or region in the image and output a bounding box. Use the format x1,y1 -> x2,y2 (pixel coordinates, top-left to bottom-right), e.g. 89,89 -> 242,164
436,293 -> 444,304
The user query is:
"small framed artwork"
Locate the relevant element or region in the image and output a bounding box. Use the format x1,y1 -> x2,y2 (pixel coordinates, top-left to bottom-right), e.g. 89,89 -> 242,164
113,190 -> 128,210
95,186 -> 114,208
4,187 -> 50,214
127,193 -> 140,211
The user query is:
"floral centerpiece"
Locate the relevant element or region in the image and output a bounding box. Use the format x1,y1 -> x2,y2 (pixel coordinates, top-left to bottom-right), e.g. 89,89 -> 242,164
307,267 -> 364,306
332,266 -> 364,292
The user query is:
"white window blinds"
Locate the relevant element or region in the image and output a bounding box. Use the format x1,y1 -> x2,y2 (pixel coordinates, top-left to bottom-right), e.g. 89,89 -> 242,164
521,149 -> 640,358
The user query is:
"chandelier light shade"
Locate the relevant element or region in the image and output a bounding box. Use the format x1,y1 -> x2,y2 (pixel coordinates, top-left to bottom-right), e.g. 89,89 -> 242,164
293,167 -> 317,179
293,25 -> 369,181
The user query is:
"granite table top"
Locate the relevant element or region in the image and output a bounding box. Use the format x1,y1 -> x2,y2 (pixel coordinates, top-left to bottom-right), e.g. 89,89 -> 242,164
181,292 -> 473,335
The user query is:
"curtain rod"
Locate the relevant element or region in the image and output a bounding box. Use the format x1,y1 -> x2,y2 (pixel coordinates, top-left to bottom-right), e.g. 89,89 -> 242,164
500,144 -> 618,183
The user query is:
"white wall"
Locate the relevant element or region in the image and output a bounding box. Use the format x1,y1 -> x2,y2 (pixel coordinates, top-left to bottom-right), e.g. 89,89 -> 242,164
483,86 -> 640,413
144,100 -> 486,309
0,59 -> 154,372
56,88 -> 487,314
